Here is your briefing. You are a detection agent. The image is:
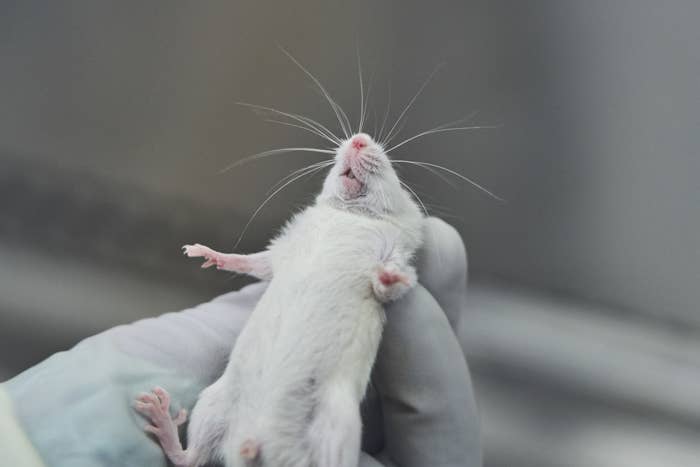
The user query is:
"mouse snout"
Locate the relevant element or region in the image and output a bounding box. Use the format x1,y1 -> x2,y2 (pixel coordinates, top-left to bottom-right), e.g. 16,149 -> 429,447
351,136 -> 368,150
350,133 -> 371,150
341,133 -> 385,174
340,133 -> 383,179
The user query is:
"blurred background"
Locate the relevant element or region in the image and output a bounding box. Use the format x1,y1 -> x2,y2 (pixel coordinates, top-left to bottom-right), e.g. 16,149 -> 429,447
1,1 -> 699,466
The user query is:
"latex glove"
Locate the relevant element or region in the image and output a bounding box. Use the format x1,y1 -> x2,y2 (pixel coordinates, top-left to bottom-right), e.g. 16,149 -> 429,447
0,217 -> 481,467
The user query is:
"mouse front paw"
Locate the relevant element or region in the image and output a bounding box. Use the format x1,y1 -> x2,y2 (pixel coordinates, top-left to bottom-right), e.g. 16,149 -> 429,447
372,264 -> 416,303
182,243 -> 227,269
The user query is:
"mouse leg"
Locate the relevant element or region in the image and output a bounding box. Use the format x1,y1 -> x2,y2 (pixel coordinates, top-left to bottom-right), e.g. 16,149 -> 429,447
182,244 -> 273,280
134,387 -> 194,467
308,383 -> 361,467
371,260 -> 417,303
183,377 -> 235,467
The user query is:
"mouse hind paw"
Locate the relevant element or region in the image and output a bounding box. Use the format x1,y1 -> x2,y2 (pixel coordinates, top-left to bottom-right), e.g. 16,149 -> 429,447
134,387 -> 192,466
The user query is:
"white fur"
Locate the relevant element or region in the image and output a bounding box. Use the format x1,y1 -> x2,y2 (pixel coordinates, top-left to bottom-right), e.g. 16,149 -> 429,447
165,133 -> 423,467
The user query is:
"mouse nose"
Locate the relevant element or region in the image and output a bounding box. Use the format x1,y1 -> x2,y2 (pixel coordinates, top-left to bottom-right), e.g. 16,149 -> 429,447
351,134 -> 369,150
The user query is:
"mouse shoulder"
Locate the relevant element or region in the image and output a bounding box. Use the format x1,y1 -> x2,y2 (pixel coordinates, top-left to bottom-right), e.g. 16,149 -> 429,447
383,211 -> 425,254
267,205 -> 337,250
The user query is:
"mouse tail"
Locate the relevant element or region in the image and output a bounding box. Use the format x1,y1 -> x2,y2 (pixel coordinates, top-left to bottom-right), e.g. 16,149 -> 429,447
239,438 -> 260,461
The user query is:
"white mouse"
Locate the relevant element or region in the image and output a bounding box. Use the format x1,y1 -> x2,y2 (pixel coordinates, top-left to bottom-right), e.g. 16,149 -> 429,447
134,131 -> 424,467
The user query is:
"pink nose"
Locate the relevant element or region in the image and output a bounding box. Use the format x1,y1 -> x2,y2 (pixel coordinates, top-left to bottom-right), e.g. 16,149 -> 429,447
351,135 -> 368,150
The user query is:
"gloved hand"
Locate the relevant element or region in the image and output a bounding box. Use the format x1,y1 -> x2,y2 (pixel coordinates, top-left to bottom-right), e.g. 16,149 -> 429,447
0,217 -> 481,467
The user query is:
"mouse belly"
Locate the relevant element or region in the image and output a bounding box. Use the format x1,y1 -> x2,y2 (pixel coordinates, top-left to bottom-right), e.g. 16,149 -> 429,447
220,276 -> 385,466
233,280 -> 385,409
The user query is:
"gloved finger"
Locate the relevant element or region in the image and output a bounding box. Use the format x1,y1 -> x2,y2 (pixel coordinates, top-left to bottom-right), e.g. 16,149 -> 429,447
108,281 -> 267,384
2,282 -> 269,467
415,217 -> 469,331
374,285 -> 482,467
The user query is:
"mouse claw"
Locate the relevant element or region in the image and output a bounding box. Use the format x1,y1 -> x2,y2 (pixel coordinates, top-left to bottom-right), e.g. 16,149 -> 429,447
152,386 -> 171,411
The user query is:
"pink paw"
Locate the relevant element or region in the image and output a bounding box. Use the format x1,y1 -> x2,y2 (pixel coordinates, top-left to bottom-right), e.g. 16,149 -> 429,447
133,387 -> 188,455
372,265 -> 416,303
378,270 -> 411,286
182,243 -> 226,269
240,439 -> 260,460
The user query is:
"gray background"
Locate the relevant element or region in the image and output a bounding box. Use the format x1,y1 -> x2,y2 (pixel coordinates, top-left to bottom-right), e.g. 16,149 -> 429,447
1,1 -> 699,466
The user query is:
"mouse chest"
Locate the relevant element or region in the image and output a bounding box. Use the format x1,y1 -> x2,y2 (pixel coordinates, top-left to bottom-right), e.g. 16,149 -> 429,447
271,209 -> 390,273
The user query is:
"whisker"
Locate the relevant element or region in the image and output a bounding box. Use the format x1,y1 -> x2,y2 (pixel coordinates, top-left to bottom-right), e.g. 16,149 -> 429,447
386,116 -> 410,148
278,46 -> 352,139
360,73 -> 375,135
242,102 -> 340,143
382,63 -> 445,146
427,111 -> 480,132
336,103 -> 353,138
265,160 -> 335,195
377,80 -> 392,144
264,119 -> 337,144
423,203 -> 465,223
399,180 -> 430,218
386,124 -> 498,153
233,163 -> 330,250
398,160 -> 458,189
357,44 -> 365,134
371,105 -> 378,138
392,160 -> 505,202
294,115 -> 343,145
237,102 -> 341,145
399,180 -> 445,267
220,147 -> 334,173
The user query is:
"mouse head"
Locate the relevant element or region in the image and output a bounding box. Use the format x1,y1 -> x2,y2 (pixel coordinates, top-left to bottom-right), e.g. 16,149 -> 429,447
317,133 -> 421,218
